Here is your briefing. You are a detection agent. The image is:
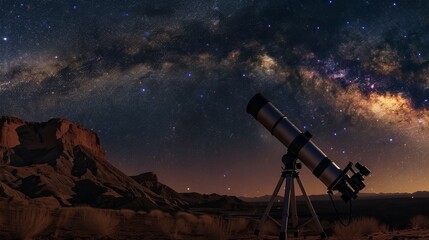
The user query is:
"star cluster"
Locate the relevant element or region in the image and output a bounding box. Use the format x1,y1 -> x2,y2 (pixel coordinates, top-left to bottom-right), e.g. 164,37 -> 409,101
1,0 -> 429,196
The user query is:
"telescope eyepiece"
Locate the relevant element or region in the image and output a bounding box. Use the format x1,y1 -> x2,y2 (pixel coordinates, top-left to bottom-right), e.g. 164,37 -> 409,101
355,162 -> 371,176
350,174 -> 366,191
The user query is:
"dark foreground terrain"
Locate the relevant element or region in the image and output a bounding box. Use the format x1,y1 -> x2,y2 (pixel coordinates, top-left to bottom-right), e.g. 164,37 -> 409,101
252,197 -> 429,229
188,196 -> 429,229
1,196 -> 429,239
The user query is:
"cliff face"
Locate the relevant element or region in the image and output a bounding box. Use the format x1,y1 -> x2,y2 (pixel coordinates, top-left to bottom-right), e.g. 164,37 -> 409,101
131,172 -> 188,207
0,116 -> 105,166
0,116 -> 25,149
0,116 -> 183,210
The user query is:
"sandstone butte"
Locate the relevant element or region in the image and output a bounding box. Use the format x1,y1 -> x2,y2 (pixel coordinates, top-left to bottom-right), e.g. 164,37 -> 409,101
0,116 -> 242,211
0,116 -> 188,210
0,116 -> 105,166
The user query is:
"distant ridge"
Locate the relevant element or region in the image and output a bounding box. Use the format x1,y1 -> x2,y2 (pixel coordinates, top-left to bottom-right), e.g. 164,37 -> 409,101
239,191 -> 429,202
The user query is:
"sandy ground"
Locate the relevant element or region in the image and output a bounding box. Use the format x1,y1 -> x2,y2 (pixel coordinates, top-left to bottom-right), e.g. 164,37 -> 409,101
1,204 -> 429,239
369,229 -> 429,240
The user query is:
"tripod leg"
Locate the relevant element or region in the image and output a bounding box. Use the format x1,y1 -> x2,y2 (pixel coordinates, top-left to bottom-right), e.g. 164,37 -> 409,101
255,173 -> 285,236
296,176 -> 327,239
279,173 -> 293,240
290,177 -> 299,237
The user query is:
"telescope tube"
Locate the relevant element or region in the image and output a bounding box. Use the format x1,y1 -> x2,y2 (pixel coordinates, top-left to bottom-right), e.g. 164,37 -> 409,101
247,93 -> 344,192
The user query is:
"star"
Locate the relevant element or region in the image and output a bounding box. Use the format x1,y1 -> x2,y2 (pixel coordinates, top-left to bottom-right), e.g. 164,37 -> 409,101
1,0 -> 429,197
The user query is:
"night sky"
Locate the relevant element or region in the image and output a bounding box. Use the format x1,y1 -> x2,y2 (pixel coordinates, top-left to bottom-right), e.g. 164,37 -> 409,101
1,0 -> 429,197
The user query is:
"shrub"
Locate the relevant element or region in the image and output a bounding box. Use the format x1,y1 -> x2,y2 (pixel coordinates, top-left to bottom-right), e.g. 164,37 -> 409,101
148,209 -> 170,218
137,210 -> 147,215
410,215 -> 429,229
228,217 -> 250,234
57,207 -> 118,237
333,217 -> 387,240
260,217 -> 280,236
176,211 -> 198,223
199,215 -> 231,240
8,206 -> 53,240
119,209 -> 136,220
54,207 -> 74,238
79,207 -> 119,236
174,218 -> 193,235
174,212 -> 198,235
147,210 -> 175,237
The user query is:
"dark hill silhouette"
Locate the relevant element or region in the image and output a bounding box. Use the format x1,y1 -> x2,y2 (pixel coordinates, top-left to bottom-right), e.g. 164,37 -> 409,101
239,191 -> 429,202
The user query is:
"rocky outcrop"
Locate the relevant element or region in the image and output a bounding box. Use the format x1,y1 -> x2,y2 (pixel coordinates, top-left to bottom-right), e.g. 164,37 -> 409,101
0,116 -> 105,166
131,172 -> 243,210
0,116 -> 25,148
0,116 -> 244,211
0,116 -> 179,210
132,172 -> 188,207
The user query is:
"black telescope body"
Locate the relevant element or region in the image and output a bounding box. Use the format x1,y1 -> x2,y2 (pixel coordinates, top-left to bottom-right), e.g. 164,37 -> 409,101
247,93 -> 370,202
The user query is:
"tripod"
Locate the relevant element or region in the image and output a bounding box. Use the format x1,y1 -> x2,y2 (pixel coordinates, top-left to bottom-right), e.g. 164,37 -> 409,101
254,152 -> 327,240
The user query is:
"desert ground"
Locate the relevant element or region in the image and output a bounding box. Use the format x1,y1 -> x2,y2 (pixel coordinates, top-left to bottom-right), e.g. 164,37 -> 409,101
1,197 -> 429,240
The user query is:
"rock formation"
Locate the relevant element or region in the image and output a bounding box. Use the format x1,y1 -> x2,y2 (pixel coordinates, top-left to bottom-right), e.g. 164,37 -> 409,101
0,116 -> 182,210
0,116 -> 105,166
0,116 -> 244,211
131,172 -> 188,207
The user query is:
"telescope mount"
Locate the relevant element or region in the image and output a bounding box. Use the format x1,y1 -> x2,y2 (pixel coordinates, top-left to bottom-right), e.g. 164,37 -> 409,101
254,151 -> 327,240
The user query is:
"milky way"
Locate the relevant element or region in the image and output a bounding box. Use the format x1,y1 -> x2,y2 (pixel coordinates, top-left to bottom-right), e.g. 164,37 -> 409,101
1,0 -> 429,196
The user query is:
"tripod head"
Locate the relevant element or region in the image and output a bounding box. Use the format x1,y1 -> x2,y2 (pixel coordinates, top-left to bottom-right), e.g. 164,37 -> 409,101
282,152 -> 302,170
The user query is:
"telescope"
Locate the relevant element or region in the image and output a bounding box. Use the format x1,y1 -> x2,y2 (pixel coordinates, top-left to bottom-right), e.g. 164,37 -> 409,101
247,93 -> 370,202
